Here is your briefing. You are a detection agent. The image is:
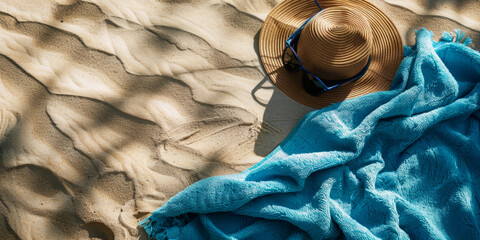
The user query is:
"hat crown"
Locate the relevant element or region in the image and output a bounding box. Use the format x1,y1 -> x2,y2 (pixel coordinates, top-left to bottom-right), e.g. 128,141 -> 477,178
297,6 -> 373,81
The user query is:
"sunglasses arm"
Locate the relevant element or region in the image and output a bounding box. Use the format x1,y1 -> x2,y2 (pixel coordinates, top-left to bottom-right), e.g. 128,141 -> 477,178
314,0 -> 322,10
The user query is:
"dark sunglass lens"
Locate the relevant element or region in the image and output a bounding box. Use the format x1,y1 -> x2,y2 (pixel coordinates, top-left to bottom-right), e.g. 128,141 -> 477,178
290,33 -> 301,47
282,47 -> 301,72
302,72 -> 325,96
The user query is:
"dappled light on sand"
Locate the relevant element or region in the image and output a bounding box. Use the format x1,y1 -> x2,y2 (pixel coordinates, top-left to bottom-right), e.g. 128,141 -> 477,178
0,0 -> 478,238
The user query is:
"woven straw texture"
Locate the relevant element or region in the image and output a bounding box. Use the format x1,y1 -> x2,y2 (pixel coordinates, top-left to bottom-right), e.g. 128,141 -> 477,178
259,0 -> 403,108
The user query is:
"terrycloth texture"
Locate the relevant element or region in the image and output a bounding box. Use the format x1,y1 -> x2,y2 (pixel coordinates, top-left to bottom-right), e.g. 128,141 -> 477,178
140,28 -> 480,239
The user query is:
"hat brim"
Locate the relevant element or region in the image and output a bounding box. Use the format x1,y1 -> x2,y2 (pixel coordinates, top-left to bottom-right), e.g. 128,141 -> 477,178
259,0 -> 403,109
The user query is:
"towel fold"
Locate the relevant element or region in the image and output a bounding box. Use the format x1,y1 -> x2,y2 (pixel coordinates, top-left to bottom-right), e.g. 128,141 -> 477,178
140,28 -> 480,240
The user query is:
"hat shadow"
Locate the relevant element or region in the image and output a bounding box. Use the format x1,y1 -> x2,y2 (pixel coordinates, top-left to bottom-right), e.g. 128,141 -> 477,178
251,29 -> 353,157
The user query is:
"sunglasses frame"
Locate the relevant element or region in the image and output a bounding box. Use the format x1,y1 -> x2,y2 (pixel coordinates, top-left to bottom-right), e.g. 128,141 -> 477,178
282,1 -> 371,96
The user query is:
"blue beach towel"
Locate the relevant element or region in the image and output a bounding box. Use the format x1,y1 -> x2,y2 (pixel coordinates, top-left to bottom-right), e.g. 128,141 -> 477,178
140,28 -> 480,239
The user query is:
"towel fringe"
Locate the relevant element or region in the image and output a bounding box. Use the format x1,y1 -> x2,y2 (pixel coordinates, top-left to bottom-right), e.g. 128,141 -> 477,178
140,214 -> 195,240
440,29 -> 472,46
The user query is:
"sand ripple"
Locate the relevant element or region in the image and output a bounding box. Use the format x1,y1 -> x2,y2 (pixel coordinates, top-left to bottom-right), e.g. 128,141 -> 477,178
0,0 -> 477,239
0,0 -> 277,238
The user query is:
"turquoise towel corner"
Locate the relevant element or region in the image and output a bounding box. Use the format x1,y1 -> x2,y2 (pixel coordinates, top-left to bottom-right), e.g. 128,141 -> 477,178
140,28 -> 480,239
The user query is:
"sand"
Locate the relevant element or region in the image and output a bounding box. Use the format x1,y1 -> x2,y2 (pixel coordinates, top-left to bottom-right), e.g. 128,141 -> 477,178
0,0 -> 478,239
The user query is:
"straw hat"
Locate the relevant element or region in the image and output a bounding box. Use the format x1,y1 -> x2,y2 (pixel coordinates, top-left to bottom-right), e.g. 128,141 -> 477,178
259,0 -> 403,108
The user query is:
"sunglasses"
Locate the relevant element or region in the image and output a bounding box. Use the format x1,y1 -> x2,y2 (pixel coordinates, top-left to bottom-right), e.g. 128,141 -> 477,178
282,1 -> 371,96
